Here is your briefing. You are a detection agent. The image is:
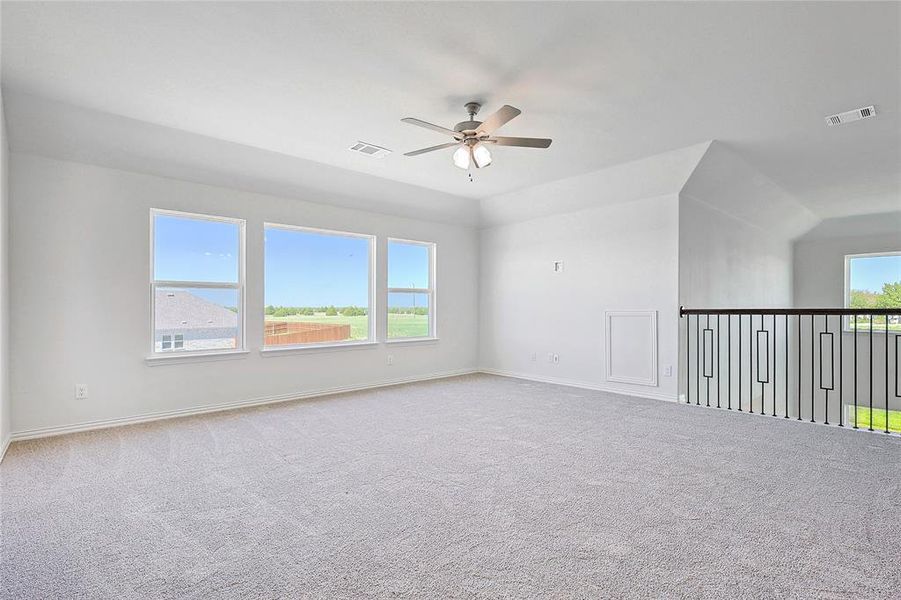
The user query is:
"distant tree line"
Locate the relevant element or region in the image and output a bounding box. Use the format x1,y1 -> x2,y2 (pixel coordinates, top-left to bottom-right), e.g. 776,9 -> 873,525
388,307 -> 429,316
850,282 -> 901,309
263,305 -> 429,317
265,305 -> 368,317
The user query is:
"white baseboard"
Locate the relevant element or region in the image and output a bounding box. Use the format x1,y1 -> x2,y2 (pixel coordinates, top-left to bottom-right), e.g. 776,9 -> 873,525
478,368 -> 679,403
0,434 -> 10,464
9,368 -> 478,443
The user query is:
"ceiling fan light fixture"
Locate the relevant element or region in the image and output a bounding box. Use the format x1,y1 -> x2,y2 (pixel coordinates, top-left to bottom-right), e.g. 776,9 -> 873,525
472,143 -> 492,168
452,145 -> 471,169
401,103 -> 551,172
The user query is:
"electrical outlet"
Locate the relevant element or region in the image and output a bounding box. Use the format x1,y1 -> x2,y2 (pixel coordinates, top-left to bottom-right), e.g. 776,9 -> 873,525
530,352 -> 537,362
75,384 -> 88,400
387,355 -> 394,366
547,353 -> 554,363
664,365 -> 673,377
552,353 -> 560,364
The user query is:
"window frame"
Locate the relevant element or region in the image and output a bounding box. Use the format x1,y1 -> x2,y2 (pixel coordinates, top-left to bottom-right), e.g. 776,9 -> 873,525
386,238 -> 437,341
150,208 -> 246,356
262,222 -> 376,350
843,250 -> 901,334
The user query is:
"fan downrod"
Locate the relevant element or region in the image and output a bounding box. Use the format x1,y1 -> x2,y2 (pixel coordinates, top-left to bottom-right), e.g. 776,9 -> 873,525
455,101 -> 483,134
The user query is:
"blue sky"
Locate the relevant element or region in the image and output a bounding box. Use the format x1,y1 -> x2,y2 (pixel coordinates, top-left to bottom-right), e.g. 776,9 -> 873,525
387,242 -> 430,289
154,215 -> 239,283
155,216 -> 432,308
849,255 -> 901,293
264,227 -> 370,306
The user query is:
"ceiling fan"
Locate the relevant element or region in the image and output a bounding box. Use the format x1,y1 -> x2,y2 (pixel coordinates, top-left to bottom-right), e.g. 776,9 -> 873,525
401,102 -> 552,170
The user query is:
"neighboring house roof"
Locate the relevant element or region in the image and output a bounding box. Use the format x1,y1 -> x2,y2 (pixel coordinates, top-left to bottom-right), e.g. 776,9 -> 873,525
155,289 -> 238,330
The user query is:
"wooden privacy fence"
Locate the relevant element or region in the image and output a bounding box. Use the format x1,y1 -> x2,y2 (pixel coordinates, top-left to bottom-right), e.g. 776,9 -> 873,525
265,321 -> 352,345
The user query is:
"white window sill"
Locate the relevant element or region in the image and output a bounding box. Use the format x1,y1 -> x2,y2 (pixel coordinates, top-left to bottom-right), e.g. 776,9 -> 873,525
385,337 -> 439,346
260,341 -> 379,356
145,349 -> 249,366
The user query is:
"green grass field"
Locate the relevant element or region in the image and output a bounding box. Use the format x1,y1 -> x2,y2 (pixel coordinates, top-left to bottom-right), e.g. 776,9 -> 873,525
852,406 -> 901,433
849,317 -> 901,332
266,313 -> 429,340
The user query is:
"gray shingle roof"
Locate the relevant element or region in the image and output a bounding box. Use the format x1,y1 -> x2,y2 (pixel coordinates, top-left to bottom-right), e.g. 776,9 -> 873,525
155,289 -> 238,331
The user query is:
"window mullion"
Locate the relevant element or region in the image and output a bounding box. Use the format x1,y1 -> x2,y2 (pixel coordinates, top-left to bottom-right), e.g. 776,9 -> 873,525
153,280 -> 240,289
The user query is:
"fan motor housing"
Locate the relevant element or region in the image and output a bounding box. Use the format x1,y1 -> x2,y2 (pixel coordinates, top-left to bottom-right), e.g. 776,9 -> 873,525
454,120 -> 482,134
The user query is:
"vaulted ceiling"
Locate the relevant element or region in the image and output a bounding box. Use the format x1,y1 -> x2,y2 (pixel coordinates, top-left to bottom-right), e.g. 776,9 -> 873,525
2,2 -> 898,219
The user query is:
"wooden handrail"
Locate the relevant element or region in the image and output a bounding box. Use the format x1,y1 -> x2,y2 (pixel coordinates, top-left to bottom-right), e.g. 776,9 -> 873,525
680,307 -> 901,316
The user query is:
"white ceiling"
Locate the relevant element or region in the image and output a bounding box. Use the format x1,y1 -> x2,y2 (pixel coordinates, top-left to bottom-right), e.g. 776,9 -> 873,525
2,2 -> 899,218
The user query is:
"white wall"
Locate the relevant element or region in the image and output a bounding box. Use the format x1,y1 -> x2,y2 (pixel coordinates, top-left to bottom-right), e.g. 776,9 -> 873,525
0,91 -> 10,456
679,196 -> 794,309
9,153 -> 479,435
476,144 -> 708,401
679,142 -> 819,309
479,193 -> 681,401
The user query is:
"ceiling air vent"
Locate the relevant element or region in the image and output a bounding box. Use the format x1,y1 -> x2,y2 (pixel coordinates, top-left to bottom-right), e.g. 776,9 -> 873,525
348,141 -> 391,158
824,105 -> 876,127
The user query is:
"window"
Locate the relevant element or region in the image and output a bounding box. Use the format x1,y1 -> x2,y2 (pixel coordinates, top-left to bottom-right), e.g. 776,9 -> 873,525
264,224 -> 374,347
845,252 -> 901,332
151,210 -> 244,354
387,239 -> 435,339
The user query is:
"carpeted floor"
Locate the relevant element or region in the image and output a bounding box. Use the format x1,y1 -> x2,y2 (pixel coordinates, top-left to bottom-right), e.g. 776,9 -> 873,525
2,374 -> 899,599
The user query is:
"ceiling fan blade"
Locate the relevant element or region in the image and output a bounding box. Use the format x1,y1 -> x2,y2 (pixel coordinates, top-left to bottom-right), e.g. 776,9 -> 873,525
404,142 -> 461,157
487,136 -> 552,148
401,117 -> 463,139
476,105 -> 521,134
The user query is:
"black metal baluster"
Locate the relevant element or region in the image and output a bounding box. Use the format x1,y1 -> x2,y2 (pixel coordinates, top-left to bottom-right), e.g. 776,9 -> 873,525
760,315 -> 765,415
755,315 -> 769,416
824,315 -> 830,425
839,313 -> 843,427
854,314 -> 858,429
810,314 -> 815,423
728,315 -> 732,410
738,315 -> 743,412
717,314 -> 721,409
749,314 -> 753,414
705,314 -> 711,407
886,314 -> 890,434
869,316 -> 874,431
784,314 -> 789,418
797,314 -> 802,421
686,314 -> 690,404
696,314 -> 700,406
820,315 -> 835,425
896,333 -> 901,404
772,314 -> 777,417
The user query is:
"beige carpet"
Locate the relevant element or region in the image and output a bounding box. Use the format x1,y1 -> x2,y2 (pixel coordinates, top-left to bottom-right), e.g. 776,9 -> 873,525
2,374 -> 899,599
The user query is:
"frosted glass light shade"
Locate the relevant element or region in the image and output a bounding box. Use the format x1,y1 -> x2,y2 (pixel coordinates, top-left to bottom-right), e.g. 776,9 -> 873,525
472,143 -> 492,168
452,146 -> 471,169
